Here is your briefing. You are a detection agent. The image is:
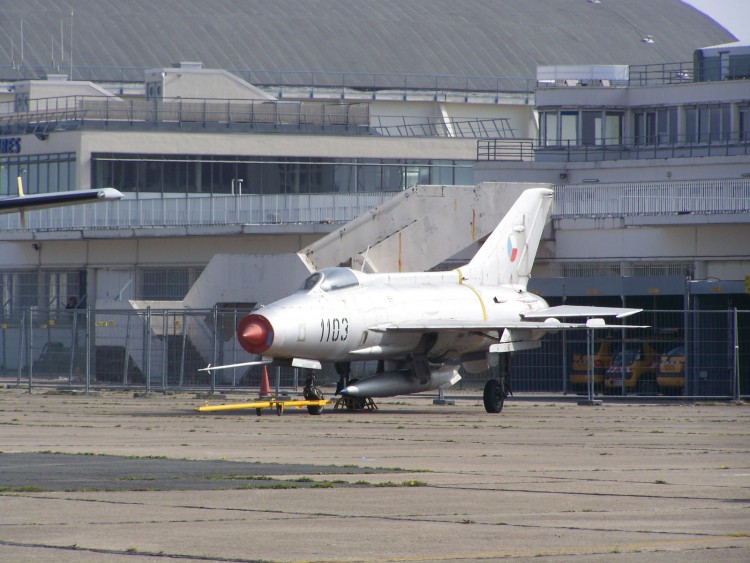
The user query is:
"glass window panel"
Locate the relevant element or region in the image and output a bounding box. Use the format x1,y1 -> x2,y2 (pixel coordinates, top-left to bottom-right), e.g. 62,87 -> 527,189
740,107 -> 750,142
47,161 -> 58,192
38,162 -> 49,193
685,108 -> 697,143
581,112 -> 599,146
333,160 -> 355,193
26,165 -> 38,194
143,160 -> 162,193
357,163 -> 381,192
454,162 -> 474,185
721,106 -> 731,141
429,160 -> 452,184
698,107 -> 710,143
709,107 -> 722,141
380,160 -> 401,191
0,162 -> 7,196
668,108 -> 678,143
68,159 -> 76,191
560,111 -> 578,144
7,163 -> 19,194
605,112 -> 623,146
542,112 -> 559,145
634,112 -> 644,145
260,162 -> 282,194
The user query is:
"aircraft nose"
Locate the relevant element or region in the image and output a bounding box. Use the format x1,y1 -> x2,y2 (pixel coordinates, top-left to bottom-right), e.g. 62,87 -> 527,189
237,314 -> 274,354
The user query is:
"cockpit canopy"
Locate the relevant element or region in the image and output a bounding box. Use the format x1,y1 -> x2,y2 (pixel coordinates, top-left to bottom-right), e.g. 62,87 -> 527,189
299,267 -> 360,292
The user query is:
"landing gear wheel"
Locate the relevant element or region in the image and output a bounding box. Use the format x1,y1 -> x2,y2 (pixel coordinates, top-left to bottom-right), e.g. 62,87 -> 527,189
483,379 -> 505,414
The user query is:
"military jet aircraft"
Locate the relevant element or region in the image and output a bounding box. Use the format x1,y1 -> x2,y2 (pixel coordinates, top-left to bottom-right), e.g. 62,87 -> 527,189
204,187 -> 640,413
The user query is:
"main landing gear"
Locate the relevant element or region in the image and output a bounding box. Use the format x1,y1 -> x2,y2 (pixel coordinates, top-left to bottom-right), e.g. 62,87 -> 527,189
302,370 -> 325,415
483,354 -> 512,414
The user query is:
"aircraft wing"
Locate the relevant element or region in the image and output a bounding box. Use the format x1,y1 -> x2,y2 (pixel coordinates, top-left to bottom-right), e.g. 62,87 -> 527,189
370,318 -> 605,333
0,188 -> 124,214
199,357 -> 321,373
522,305 -> 642,319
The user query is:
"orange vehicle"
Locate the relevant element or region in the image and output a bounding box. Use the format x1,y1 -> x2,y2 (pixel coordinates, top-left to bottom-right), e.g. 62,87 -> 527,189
603,342 -> 662,394
569,341 -> 612,393
657,346 -> 685,395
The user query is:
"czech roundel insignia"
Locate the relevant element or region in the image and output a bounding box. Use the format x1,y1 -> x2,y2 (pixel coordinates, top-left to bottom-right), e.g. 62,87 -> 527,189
507,235 -> 518,262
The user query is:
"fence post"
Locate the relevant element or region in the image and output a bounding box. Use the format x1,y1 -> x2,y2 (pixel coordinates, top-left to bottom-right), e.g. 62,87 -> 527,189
733,307 -> 740,401
211,305 -> 218,394
145,306 -> 152,394
27,308 -> 34,393
16,310 -> 25,388
161,310 -> 168,392
122,312 -> 132,386
84,307 -> 91,394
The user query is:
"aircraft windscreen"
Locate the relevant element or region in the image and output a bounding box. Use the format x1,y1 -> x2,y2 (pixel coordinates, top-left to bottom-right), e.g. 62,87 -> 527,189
299,272 -> 322,291
318,268 -> 360,292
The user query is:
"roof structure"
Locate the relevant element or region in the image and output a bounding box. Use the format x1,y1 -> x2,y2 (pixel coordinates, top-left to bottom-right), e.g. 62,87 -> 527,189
0,0 -> 736,89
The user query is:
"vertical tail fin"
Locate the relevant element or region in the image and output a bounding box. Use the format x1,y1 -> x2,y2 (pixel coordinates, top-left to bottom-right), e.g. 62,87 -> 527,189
460,188 -> 553,288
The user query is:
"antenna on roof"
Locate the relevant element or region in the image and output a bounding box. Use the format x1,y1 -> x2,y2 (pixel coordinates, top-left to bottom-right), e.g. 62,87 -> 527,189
69,11 -> 74,80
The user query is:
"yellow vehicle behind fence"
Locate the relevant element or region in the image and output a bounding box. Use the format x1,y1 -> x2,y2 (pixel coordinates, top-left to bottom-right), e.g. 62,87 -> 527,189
569,341 -> 612,393
603,342 -> 663,394
657,346 -> 686,395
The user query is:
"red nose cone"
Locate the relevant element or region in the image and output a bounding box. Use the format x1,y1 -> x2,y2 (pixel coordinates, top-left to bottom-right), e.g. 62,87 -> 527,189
237,314 -> 274,354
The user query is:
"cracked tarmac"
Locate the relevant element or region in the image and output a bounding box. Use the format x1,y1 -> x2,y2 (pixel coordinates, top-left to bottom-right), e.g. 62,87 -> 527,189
1,388 -> 749,562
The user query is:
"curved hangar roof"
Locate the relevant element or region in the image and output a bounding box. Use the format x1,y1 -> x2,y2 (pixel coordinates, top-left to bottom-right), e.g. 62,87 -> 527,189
1,0 -> 735,88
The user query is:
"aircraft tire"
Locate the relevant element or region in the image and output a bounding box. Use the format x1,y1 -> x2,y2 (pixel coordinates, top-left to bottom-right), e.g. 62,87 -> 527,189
483,379 -> 504,414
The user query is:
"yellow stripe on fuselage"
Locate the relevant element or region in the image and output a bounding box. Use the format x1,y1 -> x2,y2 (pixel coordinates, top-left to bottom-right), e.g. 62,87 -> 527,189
455,268 -> 486,320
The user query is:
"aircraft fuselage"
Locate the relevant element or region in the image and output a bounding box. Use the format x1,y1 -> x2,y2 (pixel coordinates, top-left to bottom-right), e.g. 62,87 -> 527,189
238,268 -> 549,364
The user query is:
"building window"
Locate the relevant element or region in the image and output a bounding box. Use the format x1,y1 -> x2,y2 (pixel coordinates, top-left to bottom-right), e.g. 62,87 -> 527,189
0,270 -> 84,315
740,106 -> 750,142
685,105 -> 731,143
633,108 -> 677,145
91,154 -> 472,195
139,268 -> 203,301
0,153 -> 76,197
539,110 -> 623,147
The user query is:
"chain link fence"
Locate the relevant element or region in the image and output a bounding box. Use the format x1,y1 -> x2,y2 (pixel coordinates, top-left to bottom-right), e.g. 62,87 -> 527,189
1,307 -> 747,400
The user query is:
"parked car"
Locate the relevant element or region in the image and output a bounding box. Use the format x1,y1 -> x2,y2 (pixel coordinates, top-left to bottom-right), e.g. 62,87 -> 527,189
603,342 -> 662,394
569,341 -> 612,393
657,346 -> 685,395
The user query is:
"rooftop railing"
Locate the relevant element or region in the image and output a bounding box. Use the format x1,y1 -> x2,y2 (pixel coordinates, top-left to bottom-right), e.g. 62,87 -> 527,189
0,95 -> 515,139
478,134 -> 750,162
0,192 -> 394,234
553,179 -> 750,218
0,64 -> 537,95
2,179 -> 749,236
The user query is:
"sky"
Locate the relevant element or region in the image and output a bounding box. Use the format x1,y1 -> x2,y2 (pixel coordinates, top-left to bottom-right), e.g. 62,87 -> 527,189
682,0 -> 750,42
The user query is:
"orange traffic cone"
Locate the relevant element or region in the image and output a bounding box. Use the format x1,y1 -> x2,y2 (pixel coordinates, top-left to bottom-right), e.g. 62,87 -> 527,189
259,366 -> 272,398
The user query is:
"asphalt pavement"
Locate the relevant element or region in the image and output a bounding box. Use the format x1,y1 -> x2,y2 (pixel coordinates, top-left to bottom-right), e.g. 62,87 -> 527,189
1,388 -> 749,562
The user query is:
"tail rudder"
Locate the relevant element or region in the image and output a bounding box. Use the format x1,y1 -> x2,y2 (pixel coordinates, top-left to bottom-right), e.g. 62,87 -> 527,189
460,188 -> 553,288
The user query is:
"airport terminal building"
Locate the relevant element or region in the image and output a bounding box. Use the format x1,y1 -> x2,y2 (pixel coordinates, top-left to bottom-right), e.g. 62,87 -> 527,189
1,0 -> 748,392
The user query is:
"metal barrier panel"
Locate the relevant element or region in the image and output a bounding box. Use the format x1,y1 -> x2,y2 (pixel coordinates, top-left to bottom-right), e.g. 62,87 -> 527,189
0,307 -> 745,399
